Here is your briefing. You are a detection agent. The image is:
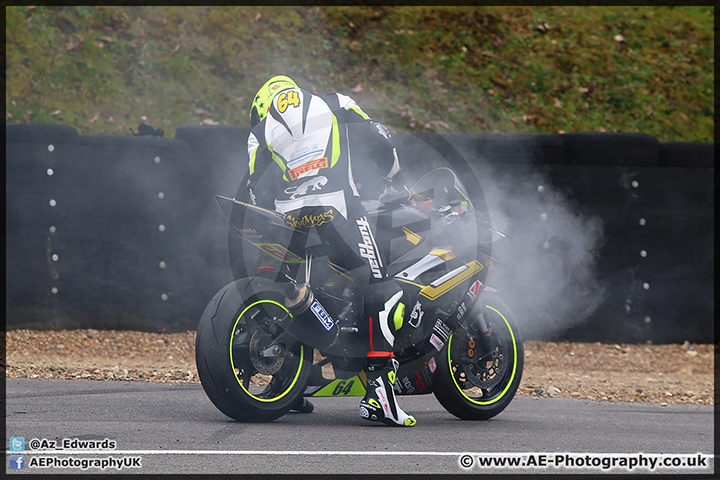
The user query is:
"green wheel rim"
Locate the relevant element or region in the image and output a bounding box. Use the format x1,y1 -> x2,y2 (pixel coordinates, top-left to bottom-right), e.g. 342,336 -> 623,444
229,300 -> 305,402
448,304 -> 518,405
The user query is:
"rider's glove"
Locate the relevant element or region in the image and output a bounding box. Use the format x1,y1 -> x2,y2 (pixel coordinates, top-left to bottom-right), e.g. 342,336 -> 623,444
246,178 -> 259,206
379,181 -> 412,205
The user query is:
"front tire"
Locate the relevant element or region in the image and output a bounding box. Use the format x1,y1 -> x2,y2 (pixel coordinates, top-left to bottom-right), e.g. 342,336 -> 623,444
195,278 -> 310,422
433,292 -> 524,420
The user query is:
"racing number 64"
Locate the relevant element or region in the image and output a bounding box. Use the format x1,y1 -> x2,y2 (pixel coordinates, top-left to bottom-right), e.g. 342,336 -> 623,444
333,380 -> 355,396
277,91 -> 300,113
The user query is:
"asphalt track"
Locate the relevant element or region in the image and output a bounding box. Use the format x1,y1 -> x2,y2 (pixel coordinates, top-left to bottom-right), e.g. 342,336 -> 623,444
5,378 -> 714,475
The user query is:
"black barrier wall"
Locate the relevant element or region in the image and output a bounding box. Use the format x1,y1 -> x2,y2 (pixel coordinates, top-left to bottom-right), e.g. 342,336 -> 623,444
5,123 -> 714,343
6,124 -> 232,331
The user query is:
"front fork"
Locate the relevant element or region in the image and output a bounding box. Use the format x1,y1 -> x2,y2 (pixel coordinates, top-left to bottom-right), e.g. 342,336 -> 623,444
454,308 -> 498,365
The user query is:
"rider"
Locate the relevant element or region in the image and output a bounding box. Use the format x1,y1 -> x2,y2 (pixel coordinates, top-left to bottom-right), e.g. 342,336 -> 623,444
246,75 -> 416,427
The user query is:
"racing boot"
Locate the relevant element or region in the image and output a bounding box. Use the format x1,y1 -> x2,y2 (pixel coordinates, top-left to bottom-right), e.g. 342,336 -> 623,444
359,356 -> 416,427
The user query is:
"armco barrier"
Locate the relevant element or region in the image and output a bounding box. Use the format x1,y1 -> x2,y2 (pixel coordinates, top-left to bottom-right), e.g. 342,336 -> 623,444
5,123 -> 714,343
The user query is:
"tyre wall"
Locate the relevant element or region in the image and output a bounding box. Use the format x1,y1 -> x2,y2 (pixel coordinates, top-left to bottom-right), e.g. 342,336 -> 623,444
6,124 -> 233,331
5,123 -> 714,343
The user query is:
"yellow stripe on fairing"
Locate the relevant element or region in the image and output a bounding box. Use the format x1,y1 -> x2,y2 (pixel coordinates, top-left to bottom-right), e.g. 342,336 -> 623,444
402,227 -> 422,245
419,261 -> 482,300
428,249 -> 455,260
329,264 -> 354,282
395,278 -> 424,289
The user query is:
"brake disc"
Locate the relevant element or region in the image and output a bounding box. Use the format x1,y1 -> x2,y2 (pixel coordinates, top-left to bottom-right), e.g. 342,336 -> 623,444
455,322 -> 509,390
461,340 -> 508,390
248,330 -> 285,375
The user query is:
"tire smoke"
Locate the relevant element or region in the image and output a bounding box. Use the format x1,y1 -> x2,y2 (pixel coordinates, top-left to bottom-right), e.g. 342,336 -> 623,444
470,163 -> 607,340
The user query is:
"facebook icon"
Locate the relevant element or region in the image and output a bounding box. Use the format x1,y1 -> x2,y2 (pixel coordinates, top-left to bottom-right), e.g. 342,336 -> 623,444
9,455 -> 25,470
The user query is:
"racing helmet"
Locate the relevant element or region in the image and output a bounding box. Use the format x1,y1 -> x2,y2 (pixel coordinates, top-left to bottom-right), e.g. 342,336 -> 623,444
249,75 -> 299,126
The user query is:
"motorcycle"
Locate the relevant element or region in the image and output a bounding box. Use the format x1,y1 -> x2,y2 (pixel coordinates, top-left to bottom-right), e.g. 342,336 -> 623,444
195,167 -> 523,422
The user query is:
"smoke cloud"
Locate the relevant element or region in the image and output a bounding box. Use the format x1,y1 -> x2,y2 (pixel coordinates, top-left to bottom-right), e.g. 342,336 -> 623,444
390,132 -> 607,341
477,163 -> 607,340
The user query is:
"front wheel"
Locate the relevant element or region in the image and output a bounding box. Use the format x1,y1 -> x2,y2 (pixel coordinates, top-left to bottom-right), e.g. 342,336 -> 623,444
433,292 -> 524,420
195,278 -> 311,422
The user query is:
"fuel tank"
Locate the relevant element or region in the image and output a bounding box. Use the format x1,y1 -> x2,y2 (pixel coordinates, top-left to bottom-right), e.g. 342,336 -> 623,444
363,200 -> 432,266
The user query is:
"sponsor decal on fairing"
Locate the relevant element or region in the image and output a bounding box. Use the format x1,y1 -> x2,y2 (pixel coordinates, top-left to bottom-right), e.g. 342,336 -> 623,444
469,279 -> 483,299
310,300 -> 335,331
408,301 -> 424,328
428,356 -> 437,373
433,319 -> 452,342
429,333 -> 445,352
356,216 -> 383,279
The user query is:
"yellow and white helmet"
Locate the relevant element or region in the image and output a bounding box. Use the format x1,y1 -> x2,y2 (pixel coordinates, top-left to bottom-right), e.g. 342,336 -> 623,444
249,75 -> 299,126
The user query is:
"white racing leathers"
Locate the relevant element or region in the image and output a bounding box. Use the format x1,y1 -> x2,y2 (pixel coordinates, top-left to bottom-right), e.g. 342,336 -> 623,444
246,88 -> 404,353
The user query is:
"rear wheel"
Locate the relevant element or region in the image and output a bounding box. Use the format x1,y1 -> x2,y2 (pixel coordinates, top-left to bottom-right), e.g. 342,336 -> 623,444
433,293 -> 523,420
195,278 -> 310,422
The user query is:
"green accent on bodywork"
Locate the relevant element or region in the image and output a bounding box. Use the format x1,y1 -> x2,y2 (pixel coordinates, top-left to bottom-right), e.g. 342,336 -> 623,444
394,302 -> 405,331
230,300 -> 305,402
448,304 -> 518,405
311,376 -> 367,397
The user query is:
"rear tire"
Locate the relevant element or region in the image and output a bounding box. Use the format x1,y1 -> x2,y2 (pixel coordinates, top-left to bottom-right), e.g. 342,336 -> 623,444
195,278 -> 310,422
433,292 -> 523,420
